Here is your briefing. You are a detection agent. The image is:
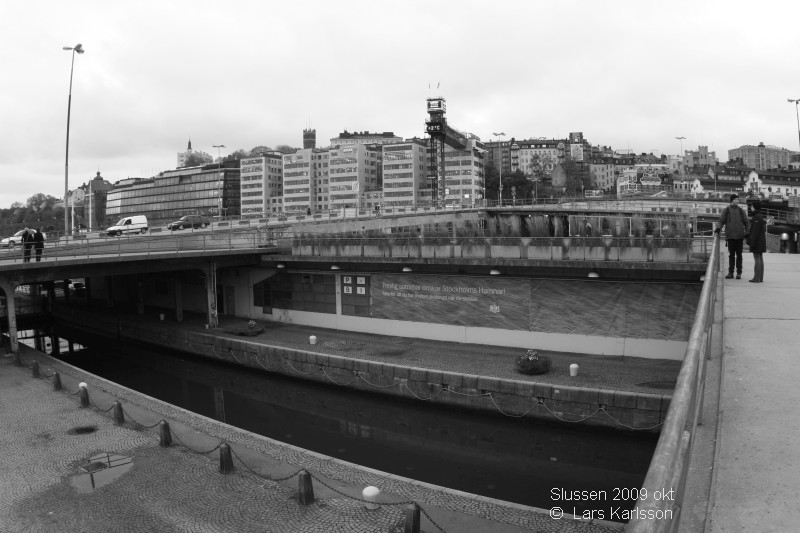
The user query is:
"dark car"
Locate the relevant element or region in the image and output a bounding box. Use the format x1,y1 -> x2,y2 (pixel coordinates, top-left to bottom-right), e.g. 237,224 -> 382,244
167,215 -> 210,231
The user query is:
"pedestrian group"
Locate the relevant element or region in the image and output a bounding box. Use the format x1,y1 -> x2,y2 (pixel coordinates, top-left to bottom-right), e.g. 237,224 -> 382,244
715,194 -> 767,283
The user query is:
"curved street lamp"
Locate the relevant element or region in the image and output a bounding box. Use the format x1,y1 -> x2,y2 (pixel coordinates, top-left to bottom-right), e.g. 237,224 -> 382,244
63,43 -> 84,238
788,99 -> 800,152
493,132 -> 506,205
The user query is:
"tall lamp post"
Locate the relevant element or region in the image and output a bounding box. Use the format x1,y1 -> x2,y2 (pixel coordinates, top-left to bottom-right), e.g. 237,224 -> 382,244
213,145 -> 225,217
788,99 -> 800,152
63,43 -> 84,238
493,132 -> 506,205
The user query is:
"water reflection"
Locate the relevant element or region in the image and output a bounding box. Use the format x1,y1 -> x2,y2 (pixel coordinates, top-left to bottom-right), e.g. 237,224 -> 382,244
56,331 -> 656,516
71,452 -> 133,493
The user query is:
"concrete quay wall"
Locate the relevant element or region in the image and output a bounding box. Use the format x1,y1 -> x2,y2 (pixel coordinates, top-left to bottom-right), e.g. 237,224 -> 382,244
57,313 -> 669,434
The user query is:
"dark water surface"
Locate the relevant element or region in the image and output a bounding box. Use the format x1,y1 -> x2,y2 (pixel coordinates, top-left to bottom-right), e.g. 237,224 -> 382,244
54,329 -> 657,518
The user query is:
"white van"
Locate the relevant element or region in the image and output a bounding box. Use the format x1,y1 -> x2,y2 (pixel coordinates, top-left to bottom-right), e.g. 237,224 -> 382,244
106,215 -> 149,236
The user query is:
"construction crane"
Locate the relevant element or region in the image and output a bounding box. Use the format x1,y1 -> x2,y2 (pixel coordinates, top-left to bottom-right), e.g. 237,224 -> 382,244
425,97 -> 470,206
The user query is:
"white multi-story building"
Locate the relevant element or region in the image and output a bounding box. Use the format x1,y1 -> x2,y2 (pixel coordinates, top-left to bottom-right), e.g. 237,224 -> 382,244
328,144 -> 382,210
330,130 -> 402,148
434,137 -> 485,206
240,153 -> 284,215
282,148 -> 330,214
177,139 -> 213,168
381,139 -> 427,207
682,146 -> 718,169
728,142 -> 797,170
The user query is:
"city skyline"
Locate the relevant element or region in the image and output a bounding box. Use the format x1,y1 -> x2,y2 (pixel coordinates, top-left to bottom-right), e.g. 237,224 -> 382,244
1,0 -> 799,208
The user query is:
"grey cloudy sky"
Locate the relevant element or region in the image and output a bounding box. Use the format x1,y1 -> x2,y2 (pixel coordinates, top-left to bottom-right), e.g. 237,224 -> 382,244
1,0 -> 799,208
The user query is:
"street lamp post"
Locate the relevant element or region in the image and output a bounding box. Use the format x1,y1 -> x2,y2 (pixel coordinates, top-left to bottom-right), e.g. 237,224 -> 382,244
213,145 -> 225,217
63,43 -> 84,238
493,132 -> 506,206
675,136 -> 686,175
788,99 -> 800,152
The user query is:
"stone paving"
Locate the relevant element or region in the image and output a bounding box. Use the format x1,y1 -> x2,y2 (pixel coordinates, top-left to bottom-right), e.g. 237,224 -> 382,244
1,347 -> 625,533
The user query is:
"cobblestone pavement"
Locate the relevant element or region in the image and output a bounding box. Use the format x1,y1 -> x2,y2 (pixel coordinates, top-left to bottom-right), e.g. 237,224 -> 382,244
1,351 -> 624,533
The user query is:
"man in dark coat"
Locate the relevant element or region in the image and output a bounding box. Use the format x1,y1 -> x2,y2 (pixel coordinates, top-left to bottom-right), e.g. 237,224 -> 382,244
747,201 -> 766,283
21,227 -> 33,263
715,194 -> 750,279
33,227 -> 45,262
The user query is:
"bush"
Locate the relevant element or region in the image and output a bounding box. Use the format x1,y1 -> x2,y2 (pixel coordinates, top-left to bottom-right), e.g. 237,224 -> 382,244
515,349 -> 552,375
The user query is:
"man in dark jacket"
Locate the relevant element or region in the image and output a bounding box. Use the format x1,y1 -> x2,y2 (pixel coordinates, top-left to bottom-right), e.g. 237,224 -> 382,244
747,201 -> 766,283
715,194 -> 750,279
33,227 -> 45,262
21,227 -> 33,263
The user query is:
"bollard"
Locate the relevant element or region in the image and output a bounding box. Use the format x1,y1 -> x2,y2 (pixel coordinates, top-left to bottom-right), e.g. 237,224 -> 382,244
569,364 -> 579,377
53,372 -> 62,391
219,443 -> 234,474
14,351 -> 22,367
362,486 -> 381,510
298,469 -> 315,505
31,361 -> 41,378
78,383 -> 90,408
159,420 -> 172,447
309,335 -> 317,345
404,503 -> 421,533
113,402 -> 125,426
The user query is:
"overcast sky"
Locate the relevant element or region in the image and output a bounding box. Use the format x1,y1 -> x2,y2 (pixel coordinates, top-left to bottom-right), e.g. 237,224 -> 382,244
1,0 -> 799,208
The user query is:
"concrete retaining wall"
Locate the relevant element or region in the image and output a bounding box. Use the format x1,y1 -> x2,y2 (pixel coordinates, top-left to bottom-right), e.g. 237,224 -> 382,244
55,312 -> 669,434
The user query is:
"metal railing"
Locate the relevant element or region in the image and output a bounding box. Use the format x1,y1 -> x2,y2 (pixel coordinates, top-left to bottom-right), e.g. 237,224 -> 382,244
0,227 -> 283,264
624,234 -> 720,532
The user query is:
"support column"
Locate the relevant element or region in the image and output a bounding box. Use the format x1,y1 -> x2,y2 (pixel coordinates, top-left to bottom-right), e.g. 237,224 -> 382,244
174,276 -> 184,322
204,262 -> 218,328
213,385 -> 226,423
84,278 -> 92,308
1,280 -> 19,355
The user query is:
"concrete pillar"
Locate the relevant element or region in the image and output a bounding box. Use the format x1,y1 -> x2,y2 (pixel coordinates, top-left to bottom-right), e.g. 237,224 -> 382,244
63,278 -> 71,303
46,281 -> 56,313
1,280 -> 19,355
84,278 -> 92,307
174,277 -> 184,322
204,262 -> 218,328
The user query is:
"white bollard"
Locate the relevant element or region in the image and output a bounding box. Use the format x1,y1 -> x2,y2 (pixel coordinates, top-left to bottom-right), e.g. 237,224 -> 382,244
78,382 -> 88,389
569,364 -> 579,377
309,335 -> 317,345
362,486 -> 380,510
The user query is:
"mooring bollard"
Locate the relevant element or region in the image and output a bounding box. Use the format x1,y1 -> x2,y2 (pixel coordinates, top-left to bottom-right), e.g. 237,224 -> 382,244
78,382 -> 89,408
404,503 -> 421,533
298,469 -> 315,505
53,372 -> 62,391
362,486 -> 381,510
159,420 -> 172,447
219,443 -> 234,474
113,401 -> 125,425
31,361 -> 40,378
309,335 -> 317,345
570,363 -> 580,377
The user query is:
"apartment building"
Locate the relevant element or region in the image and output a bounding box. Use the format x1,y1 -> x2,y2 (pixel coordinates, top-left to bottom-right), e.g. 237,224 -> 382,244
430,137 -> 485,206
728,142 -> 798,170
240,153 -> 284,216
330,130 -> 402,148
282,148 -> 330,214
381,138 -> 427,207
328,144 -> 382,210
683,146 -> 718,169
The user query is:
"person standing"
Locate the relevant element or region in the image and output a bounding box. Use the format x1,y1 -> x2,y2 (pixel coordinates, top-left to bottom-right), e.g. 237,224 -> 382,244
33,227 -> 45,262
748,201 -> 766,283
715,194 -> 750,279
21,227 -> 33,263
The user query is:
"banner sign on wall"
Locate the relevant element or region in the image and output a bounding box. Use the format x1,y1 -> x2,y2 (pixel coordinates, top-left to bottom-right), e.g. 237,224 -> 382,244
371,274 -> 530,330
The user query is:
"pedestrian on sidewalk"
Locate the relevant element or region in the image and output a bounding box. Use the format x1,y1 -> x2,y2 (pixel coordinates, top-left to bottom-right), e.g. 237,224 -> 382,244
715,194 -> 750,279
747,200 -> 766,283
21,226 -> 33,263
33,227 -> 45,262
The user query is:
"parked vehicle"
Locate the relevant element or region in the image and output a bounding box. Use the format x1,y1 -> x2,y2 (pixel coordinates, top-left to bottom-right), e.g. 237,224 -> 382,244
1,229 -> 27,247
167,215 -> 210,231
106,215 -> 148,236
68,280 -> 86,296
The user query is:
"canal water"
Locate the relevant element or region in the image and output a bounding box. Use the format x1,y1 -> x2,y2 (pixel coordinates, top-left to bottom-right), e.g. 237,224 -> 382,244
49,328 -> 657,519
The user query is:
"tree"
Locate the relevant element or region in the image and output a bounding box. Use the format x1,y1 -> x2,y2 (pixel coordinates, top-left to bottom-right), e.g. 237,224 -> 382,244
528,154 -> 555,200
249,145 -> 273,156
503,169 -> 533,204
182,152 -> 208,167
483,160 -> 500,200
224,149 -> 249,161
274,144 -> 299,154
26,193 -> 49,210
562,156 -> 591,197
